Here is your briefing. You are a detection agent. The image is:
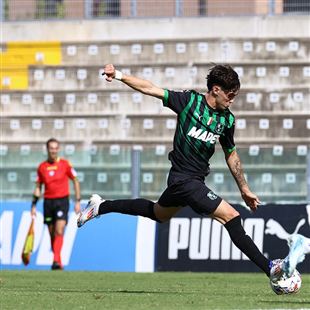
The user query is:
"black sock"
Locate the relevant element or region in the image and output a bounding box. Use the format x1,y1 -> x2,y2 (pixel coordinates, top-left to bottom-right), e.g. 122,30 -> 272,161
99,199 -> 160,222
225,216 -> 270,276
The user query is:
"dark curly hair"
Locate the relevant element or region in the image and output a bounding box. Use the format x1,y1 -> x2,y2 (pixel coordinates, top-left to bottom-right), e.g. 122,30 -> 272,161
206,64 -> 240,93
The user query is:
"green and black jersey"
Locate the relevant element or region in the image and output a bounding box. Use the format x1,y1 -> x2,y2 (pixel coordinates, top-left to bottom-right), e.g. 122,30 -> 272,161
163,89 -> 236,177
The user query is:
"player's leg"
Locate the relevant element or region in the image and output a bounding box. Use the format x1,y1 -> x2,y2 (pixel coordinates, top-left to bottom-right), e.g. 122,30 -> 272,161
282,234 -> 310,277
183,179 -> 277,279
77,193 -> 182,227
47,224 -> 54,249
51,197 -> 69,269
211,200 -> 284,280
77,194 -> 158,227
52,219 -> 66,269
211,199 -> 272,277
154,204 -> 182,223
77,176 -> 184,227
100,200 -> 181,223
43,199 -> 55,251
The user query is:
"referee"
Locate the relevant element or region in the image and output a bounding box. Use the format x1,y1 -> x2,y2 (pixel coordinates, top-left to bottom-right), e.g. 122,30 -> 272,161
31,138 -> 81,270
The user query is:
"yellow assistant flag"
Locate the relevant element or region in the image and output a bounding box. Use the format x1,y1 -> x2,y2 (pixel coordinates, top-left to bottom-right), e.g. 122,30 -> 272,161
21,217 -> 35,266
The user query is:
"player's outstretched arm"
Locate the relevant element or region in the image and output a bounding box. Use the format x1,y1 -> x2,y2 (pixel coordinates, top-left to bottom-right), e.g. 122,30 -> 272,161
103,63 -> 165,99
224,149 -> 261,211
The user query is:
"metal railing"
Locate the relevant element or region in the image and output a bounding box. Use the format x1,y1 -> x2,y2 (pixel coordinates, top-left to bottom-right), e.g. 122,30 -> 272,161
1,0 -> 309,21
1,145 -> 309,203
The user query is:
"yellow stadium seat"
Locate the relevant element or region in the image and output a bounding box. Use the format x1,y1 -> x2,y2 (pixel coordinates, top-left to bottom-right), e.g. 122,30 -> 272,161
0,67 -> 28,90
0,41 -> 61,90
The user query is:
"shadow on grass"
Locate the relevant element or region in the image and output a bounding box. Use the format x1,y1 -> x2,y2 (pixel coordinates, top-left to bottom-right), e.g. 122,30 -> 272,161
3,287 -> 195,294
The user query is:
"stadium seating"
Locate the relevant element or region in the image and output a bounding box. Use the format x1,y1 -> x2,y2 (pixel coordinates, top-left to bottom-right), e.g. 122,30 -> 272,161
1,42 -> 62,90
1,89 -> 309,116
1,36 -> 309,202
26,63 -> 309,91
2,113 -> 309,144
60,39 -> 309,65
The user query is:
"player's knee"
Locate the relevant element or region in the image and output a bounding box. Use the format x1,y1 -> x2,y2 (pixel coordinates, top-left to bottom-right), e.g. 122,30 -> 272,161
212,200 -> 240,224
153,203 -> 176,223
153,211 -> 172,223
54,228 -> 65,236
229,209 -> 240,220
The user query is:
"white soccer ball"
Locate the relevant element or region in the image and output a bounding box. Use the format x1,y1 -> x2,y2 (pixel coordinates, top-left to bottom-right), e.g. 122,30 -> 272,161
270,269 -> 302,295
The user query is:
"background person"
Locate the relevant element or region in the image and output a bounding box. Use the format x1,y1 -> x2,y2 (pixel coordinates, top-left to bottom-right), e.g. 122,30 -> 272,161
31,138 -> 81,270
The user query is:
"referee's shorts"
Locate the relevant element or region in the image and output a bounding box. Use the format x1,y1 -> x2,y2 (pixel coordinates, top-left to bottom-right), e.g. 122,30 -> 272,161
43,196 -> 70,224
158,169 -> 222,216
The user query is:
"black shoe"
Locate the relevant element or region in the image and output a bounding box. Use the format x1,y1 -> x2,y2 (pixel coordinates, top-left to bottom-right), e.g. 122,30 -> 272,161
51,261 -> 63,270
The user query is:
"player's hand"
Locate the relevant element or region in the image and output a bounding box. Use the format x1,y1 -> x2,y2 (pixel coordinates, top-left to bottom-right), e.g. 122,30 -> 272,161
31,205 -> 37,217
241,190 -> 261,212
103,64 -> 115,82
74,201 -> 81,214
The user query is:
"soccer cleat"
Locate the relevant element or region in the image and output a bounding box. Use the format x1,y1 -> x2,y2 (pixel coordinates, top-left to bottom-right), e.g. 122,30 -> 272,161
77,194 -> 104,228
51,261 -> 63,270
282,234 -> 308,277
269,259 -> 284,282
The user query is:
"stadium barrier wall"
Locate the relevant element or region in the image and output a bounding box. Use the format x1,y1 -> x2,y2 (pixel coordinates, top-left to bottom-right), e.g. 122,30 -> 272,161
156,204 -> 310,273
0,201 -> 156,272
2,202 -> 310,273
3,16 -> 310,43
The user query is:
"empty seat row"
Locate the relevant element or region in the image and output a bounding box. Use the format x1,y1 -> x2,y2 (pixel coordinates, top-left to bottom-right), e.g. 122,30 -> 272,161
28,65 -> 310,80
1,115 -> 310,143
1,89 -> 309,114
25,64 -> 310,91
2,39 -> 309,91
3,116 -> 310,130
1,143 -> 308,169
60,39 -> 310,65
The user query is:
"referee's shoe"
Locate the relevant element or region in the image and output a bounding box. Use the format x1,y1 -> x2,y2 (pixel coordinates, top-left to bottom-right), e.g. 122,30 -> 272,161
77,194 -> 103,227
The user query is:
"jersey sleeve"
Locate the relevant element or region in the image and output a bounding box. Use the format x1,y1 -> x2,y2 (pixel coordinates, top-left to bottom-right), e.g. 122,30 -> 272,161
162,89 -> 192,114
66,160 -> 78,180
219,122 -> 236,153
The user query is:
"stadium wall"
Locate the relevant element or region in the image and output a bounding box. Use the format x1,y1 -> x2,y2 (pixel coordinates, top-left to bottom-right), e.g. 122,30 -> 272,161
0,201 -> 156,272
3,16 -> 310,42
1,202 -> 309,273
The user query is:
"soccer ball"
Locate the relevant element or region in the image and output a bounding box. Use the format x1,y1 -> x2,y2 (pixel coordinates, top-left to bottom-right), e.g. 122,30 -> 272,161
270,269 -> 302,295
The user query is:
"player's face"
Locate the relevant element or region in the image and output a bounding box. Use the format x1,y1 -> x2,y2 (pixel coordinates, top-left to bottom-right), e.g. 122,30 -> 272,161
215,87 -> 239,111
47,142 -> 59,162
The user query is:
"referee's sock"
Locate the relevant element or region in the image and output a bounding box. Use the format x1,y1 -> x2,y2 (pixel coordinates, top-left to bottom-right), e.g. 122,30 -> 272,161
225,215 -> 270,276
53,234 -> 63,266
99,199 -> 160,222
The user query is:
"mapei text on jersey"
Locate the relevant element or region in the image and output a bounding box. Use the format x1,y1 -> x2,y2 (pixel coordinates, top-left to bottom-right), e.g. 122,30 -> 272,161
187,126 -> 220,144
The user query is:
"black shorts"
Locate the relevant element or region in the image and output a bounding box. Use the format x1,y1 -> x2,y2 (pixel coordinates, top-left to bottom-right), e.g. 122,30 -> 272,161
43,196 -> 69,225
158,170 -> 222,216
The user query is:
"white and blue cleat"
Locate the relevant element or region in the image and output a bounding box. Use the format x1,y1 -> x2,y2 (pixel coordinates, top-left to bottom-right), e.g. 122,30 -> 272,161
77,194 -> 104,228
282,234 -> 308,277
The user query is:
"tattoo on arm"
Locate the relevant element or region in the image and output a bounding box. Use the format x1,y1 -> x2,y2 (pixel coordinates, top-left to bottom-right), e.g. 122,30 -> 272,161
227,152 -> 247,190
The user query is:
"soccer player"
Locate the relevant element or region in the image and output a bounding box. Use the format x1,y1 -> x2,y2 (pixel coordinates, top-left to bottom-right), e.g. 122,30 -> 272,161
31,138 -> 81,270
78,64 -> 304,280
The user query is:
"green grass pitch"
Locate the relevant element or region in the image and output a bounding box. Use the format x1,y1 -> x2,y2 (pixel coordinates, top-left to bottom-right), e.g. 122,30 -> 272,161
1,271 -> 309,309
